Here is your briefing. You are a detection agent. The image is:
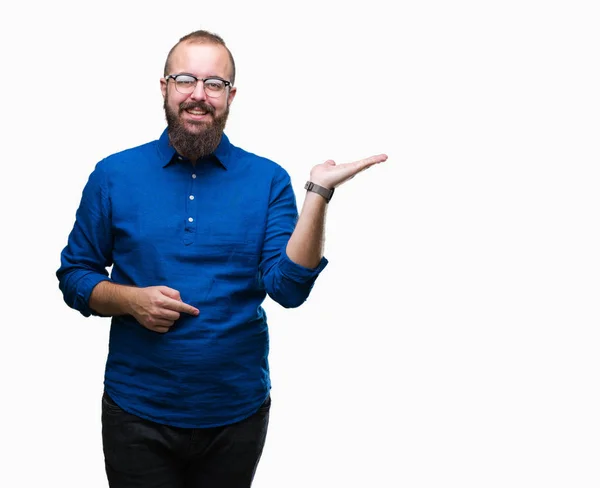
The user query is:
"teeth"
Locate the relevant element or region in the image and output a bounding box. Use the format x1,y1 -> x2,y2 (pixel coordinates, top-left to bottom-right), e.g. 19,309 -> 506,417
188,110 -> 207,115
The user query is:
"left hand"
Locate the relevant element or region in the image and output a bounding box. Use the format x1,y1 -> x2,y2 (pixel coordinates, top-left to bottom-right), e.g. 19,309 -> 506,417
309,153 -> 388,190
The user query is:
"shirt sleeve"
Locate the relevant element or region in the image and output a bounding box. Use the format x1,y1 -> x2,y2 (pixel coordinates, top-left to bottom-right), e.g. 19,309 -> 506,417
56,160 -> 113,317
259,168 -> 328,308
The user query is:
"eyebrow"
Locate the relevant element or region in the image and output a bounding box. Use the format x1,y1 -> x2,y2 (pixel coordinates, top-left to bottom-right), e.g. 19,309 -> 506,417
171,72 -> 226,79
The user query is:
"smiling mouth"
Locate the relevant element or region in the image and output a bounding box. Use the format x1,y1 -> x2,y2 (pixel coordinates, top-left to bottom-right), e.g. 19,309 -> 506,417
186,109 -> 209,116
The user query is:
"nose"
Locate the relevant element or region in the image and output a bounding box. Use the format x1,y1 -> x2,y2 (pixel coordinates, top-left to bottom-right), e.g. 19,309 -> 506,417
189,81 -> 207,101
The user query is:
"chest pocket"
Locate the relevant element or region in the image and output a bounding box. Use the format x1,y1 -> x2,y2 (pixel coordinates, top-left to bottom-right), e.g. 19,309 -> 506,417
198,214 -> 263,270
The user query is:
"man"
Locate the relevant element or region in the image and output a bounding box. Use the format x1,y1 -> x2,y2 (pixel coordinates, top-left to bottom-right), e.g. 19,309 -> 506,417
57,29 -> 387,487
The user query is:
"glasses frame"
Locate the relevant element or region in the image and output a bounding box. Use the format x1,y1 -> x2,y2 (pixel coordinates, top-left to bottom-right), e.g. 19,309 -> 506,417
165,73 -> 232,97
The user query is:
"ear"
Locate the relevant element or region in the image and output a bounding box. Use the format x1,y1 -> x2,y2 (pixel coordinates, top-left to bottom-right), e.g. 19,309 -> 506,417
227,86 -> 237,106
160,78 -> 167,99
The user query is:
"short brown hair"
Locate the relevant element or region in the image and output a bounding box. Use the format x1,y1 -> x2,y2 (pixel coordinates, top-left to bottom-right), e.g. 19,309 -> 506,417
163,30 -> 236,85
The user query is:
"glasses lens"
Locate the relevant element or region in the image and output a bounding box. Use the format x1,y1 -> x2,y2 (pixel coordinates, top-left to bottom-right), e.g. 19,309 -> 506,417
174,75 -> 196,94
203,78 -> 226,97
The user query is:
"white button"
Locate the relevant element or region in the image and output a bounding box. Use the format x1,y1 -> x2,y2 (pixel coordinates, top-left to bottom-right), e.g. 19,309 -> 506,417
189,195 -> 195,200
188,217 -> 194,222
192,174 -> 197,179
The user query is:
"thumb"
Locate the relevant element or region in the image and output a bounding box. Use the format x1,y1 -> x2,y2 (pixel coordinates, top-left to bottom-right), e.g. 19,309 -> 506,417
157,286 -> 182,301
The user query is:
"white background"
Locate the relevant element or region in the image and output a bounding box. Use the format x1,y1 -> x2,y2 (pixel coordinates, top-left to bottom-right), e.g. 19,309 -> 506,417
1,0 -> 599,487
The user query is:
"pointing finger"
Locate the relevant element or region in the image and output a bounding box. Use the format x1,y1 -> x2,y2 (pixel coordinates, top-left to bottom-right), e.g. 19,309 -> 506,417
169,299 -> 200,316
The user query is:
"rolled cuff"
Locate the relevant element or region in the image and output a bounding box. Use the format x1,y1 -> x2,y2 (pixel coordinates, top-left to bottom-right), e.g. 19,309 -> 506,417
278,251 -> 328,282
74,273 -> 111,317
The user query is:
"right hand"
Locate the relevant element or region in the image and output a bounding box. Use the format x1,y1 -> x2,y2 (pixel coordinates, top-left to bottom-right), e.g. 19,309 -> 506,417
129,286 -> 199,333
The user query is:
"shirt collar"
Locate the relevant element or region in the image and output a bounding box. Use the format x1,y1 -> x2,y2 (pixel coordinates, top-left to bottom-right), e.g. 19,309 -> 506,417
156,127 -> 232,170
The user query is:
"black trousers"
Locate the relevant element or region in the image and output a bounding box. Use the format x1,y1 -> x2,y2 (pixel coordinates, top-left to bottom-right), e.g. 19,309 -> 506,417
101,391 -> 270,488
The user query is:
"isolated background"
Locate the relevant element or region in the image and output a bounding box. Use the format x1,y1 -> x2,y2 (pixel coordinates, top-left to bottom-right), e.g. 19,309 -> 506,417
1,0 -> 599,487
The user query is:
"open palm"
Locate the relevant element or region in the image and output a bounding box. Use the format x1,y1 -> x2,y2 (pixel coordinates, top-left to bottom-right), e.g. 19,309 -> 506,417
309,153 -> 388,190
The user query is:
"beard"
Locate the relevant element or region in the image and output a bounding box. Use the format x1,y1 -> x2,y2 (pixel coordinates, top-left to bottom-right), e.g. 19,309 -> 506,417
164,97 -> 229,161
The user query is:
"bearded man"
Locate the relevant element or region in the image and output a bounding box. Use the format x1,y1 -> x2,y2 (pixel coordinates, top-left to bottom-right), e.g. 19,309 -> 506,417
57,29 -> 387,488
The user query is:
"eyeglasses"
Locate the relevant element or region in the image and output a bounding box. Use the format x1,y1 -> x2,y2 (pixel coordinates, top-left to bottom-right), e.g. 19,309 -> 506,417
165,74 -> 231,97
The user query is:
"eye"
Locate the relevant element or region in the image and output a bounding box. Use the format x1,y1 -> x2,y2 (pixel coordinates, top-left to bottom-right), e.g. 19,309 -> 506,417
175,75 -> 196,86
204,79 -> 225,91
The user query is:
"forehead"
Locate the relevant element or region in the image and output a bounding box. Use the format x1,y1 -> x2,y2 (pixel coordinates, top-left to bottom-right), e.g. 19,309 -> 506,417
169,41 -> 232,79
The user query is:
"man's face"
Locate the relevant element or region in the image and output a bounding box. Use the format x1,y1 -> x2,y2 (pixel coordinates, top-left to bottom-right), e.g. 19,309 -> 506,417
161,42 -> 237,160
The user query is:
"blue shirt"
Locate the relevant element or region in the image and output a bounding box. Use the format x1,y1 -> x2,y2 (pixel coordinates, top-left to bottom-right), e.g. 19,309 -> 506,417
57,129 -> 327,428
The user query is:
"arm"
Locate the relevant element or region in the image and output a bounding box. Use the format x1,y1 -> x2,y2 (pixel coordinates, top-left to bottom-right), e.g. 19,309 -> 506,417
285,191 -> 327,269
261,154 -> 387,308
56,160 -> 198,333
56,160 -> 114,316
90,281 -> 199,334
259,171 -> 328,308
286,154 -> 388,268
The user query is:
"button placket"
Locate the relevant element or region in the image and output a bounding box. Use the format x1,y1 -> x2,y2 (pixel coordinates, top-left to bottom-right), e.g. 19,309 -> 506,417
184,170 -> 198,244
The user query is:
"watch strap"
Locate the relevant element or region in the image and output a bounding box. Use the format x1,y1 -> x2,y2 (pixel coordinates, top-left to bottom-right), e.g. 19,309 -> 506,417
304,181 -> 334,203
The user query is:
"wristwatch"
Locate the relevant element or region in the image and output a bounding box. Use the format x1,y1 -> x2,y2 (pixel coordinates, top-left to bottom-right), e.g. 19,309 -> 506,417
304,181 -> 334,203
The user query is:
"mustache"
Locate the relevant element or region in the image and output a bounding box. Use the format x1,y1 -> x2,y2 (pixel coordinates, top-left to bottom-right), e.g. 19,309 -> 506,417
179,101 -> 215,115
